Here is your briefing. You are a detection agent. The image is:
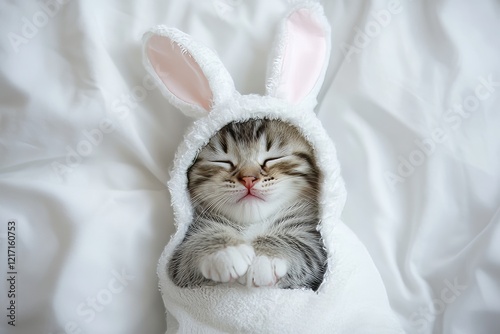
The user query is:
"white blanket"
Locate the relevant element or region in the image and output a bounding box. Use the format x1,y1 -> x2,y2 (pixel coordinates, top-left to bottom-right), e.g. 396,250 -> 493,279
1,0 -> 499,333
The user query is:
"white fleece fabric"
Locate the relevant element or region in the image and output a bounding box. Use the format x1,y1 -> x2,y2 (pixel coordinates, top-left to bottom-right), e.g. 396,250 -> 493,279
142,3 -> 404,333
157,96 -> 404,333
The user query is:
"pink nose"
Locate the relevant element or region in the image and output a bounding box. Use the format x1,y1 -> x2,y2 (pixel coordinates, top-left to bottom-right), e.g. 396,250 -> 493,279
240,176 -> 258,189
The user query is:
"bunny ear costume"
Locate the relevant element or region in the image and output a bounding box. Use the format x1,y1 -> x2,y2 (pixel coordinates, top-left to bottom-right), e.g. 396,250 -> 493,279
142,2 -> 403,333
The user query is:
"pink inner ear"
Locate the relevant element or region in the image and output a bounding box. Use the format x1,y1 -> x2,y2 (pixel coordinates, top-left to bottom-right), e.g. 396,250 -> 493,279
280,9 -> 327,104
146,35 -> 212,111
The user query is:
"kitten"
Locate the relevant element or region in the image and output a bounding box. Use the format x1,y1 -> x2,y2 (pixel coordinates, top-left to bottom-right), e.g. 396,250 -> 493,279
169,119 -> 326,291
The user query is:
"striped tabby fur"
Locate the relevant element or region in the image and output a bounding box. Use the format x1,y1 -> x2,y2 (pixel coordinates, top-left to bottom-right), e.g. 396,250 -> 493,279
169,119 -> 326,291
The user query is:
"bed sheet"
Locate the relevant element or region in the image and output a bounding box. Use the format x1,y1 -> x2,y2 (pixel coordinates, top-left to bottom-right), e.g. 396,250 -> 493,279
0,0 -> 499,333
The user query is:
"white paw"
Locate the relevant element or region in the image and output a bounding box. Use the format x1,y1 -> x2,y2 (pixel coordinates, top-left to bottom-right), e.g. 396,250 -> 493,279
238,255 -> 288,287
200,244 -> 255,283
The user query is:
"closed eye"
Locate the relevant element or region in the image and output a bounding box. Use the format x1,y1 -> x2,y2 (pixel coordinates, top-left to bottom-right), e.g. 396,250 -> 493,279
262,156 -> 284,167
209,160 -> 235,168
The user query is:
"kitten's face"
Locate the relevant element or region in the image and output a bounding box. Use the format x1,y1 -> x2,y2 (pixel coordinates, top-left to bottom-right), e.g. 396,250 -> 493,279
188,119 -> 320,225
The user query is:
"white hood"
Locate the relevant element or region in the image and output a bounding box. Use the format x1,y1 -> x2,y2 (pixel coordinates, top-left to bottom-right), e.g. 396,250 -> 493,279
142,2 -> 403,333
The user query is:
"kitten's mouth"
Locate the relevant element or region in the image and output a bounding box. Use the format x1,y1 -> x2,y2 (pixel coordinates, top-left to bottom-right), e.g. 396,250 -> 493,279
237,191 -> 264,203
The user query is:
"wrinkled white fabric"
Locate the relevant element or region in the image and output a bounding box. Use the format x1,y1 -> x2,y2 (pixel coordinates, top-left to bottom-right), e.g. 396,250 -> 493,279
0,1 -> 499,334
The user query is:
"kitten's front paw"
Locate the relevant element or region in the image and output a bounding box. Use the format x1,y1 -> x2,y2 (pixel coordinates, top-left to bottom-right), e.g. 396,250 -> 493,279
239,255 -> 288,287
200,244 -> 255,283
